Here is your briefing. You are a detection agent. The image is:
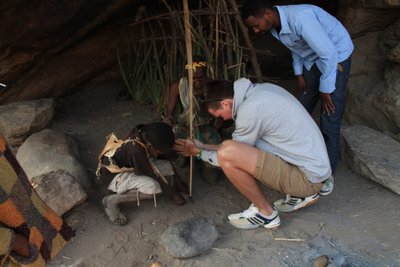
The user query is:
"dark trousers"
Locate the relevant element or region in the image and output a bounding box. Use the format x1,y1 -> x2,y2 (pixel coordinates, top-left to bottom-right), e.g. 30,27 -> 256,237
298,56 -> 352,173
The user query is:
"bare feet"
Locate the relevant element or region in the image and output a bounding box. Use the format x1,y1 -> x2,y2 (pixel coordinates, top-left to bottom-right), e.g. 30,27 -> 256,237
170,192 -> 186,206
101,196 -> 127,226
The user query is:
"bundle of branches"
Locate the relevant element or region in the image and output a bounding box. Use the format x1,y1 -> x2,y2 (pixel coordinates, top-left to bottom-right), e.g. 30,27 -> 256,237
117,0 -> 268,112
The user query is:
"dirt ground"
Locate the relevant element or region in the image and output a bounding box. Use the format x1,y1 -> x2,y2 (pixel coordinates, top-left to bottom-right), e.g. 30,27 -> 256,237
47,81 -> 400,267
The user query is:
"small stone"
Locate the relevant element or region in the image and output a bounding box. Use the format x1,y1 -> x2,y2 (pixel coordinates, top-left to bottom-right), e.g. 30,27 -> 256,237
30,169 -> 87,216
160,217 -> 219,258
342,125 -> 400,195
312,255 -> 329,267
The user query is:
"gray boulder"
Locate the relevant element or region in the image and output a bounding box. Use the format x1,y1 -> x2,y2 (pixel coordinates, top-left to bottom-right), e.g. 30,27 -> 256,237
31,170 -> 87,216
160,217 -> 219,259
16,129 -> 90,191
0,98 -> 54,145
341,125 -> 400,195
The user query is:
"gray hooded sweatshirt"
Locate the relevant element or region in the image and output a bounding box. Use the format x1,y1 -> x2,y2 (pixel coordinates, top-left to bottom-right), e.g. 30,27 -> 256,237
232,78 -> 331,183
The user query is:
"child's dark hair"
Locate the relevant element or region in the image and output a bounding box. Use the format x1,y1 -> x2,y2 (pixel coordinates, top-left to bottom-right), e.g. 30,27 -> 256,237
241,0 -> 274,20
141,122 -> 175,153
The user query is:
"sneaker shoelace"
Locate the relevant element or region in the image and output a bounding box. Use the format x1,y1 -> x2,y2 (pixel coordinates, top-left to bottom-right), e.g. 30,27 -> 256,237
325,179 -> 332,187
239,204 -> 259,218
284,195 -> 302,205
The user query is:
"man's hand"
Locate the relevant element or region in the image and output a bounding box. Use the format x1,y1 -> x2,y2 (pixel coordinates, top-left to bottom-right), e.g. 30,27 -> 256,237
12,233 -> 30,257
320,92 -> 336,115
174,139 -> 200,157
296,75 -> 307,96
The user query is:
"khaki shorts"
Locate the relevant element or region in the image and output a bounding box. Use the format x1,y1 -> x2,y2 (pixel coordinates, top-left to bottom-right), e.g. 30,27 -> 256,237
255,150 -> 322,197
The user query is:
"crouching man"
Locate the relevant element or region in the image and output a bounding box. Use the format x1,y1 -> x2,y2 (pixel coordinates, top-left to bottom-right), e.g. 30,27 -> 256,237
96,122 -> 187,226
175,79 -> 332,230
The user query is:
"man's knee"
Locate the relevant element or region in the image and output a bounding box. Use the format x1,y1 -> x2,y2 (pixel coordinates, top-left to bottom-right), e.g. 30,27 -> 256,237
217,140 -> 239,165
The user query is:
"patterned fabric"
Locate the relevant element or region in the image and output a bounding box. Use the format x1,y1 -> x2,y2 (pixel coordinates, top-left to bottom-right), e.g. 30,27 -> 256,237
0,134 -> 74,267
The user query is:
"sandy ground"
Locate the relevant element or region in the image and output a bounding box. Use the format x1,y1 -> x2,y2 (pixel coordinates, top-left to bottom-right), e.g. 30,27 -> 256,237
47,81 -> 400,267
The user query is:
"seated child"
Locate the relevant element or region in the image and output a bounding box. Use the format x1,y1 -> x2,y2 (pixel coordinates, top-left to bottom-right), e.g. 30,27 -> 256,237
96,122 -> 187,226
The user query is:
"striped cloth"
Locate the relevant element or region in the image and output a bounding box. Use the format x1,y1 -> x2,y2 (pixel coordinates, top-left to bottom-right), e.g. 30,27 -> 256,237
0,134 -> 74,266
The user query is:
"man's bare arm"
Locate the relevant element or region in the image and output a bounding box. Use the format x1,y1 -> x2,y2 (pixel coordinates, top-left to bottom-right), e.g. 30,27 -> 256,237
174,139 -> 220,167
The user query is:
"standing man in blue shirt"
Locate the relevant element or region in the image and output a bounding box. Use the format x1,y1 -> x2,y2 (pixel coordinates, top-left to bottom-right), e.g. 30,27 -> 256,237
241,0 -> 353,197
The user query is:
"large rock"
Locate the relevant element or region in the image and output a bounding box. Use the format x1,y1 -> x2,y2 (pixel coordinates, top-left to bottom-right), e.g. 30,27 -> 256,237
338,0 -> 400,37
379,18 -> 400,63
341,125 -> 400,195
0,98 -> 54,145
16,129 -> 90,191
0,0 -> 137,104
344,32 -> 400,134
361,0 -> 400,8
0,0 -> 398,110
31,170 -> 87,216
160,217 -> 219,258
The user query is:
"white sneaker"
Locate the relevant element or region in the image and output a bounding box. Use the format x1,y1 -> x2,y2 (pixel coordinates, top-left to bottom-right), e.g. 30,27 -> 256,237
274,193 -> 319,213
227,204 -> 280,230
319,175 -> 334,196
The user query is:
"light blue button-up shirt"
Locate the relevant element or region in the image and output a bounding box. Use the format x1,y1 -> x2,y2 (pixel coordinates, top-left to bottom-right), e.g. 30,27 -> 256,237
271,5 -> 354,93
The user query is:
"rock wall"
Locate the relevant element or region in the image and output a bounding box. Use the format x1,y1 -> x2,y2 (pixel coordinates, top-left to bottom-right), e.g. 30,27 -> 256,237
0,0 -> 135,104
338,0 -> 400,37
343,20 -> 400,140
338,1 -> 400,194
0,0 -> 399,139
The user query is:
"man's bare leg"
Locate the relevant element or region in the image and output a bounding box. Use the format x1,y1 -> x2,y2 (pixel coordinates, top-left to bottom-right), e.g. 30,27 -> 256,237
217,140 -> 274,216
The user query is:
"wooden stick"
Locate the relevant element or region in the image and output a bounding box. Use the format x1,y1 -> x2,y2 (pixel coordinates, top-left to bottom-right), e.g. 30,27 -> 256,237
228,0 -> 263,82
271,222 -> 325,242
273,237 -> 306,242
129,10 -> 241,27
215,1 -> 220,78
183,0 -> 194,197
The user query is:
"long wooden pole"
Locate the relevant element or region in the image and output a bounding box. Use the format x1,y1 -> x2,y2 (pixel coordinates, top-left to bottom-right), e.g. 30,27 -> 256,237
183,0 -> 194,197
228,0 -> 263,82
